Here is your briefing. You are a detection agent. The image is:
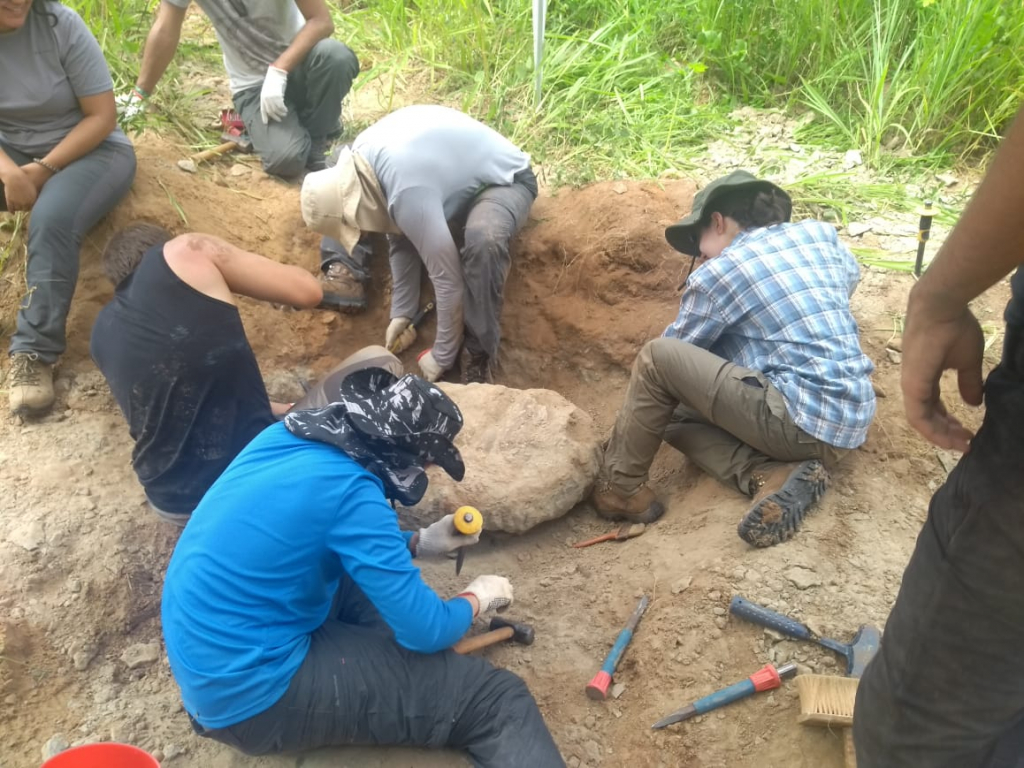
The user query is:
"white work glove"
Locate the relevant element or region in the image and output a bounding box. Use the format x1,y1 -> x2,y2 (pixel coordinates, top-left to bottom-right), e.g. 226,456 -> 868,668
386,317 -> 417,353
260,66 -> 289,124
459,575 -> 513,616
115,89 -> 147,123
417,349 -> 443,382
416,514 -> 481,558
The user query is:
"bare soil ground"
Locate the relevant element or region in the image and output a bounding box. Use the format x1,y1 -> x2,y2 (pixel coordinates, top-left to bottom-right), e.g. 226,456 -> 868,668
0,134 -> 1006,768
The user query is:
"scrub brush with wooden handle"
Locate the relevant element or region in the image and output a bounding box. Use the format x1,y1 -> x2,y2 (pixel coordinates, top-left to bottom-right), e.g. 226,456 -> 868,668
795,674 -> 860,768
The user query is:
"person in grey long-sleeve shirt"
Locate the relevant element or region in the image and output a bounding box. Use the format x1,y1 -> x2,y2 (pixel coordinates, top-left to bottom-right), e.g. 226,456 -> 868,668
301,105 -> 538,383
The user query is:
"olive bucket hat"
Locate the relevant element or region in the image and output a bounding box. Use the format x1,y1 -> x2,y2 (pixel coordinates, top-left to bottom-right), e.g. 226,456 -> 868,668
664,170 -> 792,257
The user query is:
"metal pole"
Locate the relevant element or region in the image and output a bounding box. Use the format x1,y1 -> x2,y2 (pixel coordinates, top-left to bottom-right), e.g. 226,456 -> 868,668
914,200 -> 938,277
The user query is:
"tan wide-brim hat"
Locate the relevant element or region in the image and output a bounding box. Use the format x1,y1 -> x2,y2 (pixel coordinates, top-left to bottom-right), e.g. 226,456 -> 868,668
300,147 -> 363,254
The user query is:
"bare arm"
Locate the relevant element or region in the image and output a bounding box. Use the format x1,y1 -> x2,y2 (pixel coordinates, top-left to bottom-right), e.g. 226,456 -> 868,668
165,234 -> 323,308
18,91 -> 119,197
136,1 -> 186,95
901,106 -> 1024,451
272,0 -> 333,73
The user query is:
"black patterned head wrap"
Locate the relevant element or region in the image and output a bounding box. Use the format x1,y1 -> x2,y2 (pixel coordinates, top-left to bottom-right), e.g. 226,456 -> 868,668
283,368 -> 465,505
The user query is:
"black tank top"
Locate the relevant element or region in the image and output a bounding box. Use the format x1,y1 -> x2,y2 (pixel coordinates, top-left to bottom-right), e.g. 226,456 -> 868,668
90,246 -> 275,514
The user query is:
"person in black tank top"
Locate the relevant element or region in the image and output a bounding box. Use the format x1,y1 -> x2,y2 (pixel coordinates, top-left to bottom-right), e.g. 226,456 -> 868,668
90,223 -> 324,525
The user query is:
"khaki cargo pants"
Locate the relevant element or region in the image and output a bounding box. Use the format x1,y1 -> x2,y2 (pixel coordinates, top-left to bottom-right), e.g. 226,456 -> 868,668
604,337 -> 846,497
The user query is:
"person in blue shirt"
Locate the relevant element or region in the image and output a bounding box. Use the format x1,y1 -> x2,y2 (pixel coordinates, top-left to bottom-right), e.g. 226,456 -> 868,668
590,171 -> 876,548
161,368 -> 564,766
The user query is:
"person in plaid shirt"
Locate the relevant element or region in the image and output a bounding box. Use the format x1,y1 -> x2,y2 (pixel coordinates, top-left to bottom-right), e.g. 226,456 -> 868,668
590,170 -> 876,547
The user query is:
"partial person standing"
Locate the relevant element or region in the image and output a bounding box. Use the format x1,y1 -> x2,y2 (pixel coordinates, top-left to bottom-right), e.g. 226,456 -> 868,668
1,0 -> 137,417
854,105 -> 1024,767
301,105 -> 538,383
124,0 -> 358,178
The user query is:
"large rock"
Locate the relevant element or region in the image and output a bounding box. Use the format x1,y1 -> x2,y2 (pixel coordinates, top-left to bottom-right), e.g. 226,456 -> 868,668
398,383 -> 602,533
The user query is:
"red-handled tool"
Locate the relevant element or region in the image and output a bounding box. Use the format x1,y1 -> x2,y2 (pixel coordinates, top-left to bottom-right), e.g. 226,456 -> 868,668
651,662 -> 798,729
586,594 -> 648,700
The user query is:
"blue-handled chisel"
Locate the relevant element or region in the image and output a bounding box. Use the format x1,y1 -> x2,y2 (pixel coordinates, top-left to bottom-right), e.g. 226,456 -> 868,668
651,662 -> 798,729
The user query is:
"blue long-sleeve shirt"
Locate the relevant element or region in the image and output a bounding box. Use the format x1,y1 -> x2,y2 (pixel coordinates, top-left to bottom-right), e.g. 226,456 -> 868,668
161,422 -> 474,728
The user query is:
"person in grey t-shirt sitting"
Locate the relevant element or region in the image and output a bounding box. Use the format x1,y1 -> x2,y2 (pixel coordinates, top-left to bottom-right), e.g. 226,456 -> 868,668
1,0 -> 137,418
301,105 -> 538,384
123,0 -> 358,179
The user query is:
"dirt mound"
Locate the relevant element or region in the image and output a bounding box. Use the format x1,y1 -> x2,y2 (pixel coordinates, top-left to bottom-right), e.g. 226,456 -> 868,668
0,136 -> 1002,768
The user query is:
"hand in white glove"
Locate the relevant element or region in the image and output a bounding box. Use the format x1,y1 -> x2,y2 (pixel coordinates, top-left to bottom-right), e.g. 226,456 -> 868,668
115,89 -> 147,122
416,513 -> 481,558
386,317 -> 417,353
260,66 -> 289,124
417,349 -> 443,382
459,574 -> 513,616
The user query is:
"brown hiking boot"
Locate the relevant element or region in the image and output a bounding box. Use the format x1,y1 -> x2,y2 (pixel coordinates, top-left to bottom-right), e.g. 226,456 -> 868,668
590,481 -> 665,524
318,262 -> 367,313
8,352 -> 55,417
461,349 -> 492,384
738,460 -> 830,548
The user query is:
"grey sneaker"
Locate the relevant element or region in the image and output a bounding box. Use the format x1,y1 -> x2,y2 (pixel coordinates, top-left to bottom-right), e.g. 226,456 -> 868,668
8,352 -> 54,416
318,262 -> 367,313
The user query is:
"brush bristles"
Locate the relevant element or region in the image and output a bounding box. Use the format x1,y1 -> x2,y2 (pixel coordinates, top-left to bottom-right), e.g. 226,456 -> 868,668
795,674 -> 858,727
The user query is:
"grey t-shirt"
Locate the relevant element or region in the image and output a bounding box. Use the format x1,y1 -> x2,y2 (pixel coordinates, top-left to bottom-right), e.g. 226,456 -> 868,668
166,0 -> 304,94
0,4 -> 129,156
355,105 -> 531,368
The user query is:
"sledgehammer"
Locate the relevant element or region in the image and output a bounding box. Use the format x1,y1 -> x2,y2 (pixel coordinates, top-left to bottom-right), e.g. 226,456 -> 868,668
453,617 -> 535,655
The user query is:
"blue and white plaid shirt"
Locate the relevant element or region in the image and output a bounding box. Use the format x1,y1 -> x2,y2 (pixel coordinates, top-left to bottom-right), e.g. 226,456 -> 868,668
663,220 -> 876,449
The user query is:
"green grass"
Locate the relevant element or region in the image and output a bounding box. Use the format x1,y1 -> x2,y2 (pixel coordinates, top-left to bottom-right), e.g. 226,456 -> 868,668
54,0 -> 1024,181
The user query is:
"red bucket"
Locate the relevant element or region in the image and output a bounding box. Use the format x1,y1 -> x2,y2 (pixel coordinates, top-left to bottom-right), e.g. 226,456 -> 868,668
41,742 -> 160,768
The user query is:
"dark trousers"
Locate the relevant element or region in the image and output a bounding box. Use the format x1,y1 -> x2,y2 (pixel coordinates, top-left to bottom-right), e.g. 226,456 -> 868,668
854,327 -> 1024,767
2,139 -> 136,364
196,574 -> 564,768
459,169 -> 536,360
232,38 -> 359,179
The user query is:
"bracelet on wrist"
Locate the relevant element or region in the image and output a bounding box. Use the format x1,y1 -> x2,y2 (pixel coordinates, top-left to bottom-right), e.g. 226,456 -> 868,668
133,85 -> 150,99
32,158 -> 60,174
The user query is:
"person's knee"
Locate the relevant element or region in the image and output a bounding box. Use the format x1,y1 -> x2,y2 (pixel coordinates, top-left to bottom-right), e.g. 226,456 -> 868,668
487,669 -> 541,719
310,39 -> 360,81
462,226 -> 511,272
260,139 -> 310,179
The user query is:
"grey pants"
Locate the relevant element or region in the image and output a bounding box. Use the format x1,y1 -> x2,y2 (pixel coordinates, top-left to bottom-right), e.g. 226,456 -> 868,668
854,327 -> 1024,768
459,173 -> 536,359
195,573 -> 565,768
385,169 -> 537,362
605,337 -> 845,496
2,139 -> 136,364
232,38 -> 359,179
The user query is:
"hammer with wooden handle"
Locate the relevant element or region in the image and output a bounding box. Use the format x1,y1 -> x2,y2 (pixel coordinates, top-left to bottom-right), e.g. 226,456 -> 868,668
453,617 -> 535,655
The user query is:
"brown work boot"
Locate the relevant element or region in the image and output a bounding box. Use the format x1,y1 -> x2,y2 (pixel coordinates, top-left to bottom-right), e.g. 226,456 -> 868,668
738,460 -> 830,548
317,262 -> 367,313
8,352 -> 55,417
461,348 -> 492,384
590,481 -> 665,524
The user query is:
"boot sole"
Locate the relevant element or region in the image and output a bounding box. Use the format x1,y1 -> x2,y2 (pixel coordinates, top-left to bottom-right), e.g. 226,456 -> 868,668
737,460 -> 830,548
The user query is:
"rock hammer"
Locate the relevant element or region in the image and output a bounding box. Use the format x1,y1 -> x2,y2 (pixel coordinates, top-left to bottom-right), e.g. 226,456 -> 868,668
729,596 -> 881,677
